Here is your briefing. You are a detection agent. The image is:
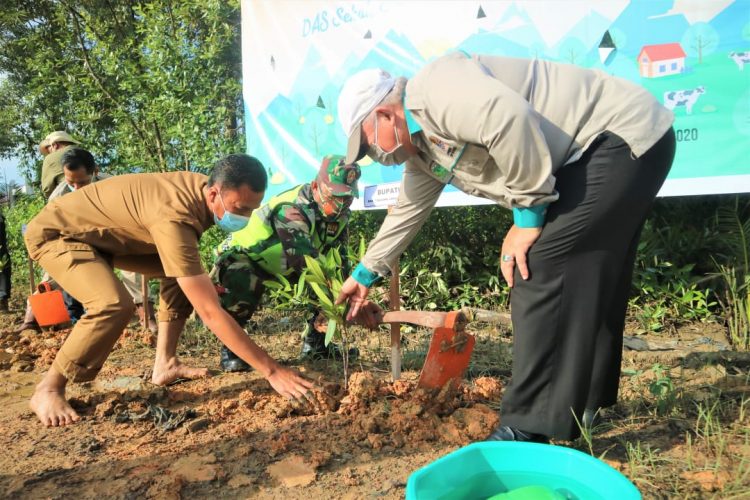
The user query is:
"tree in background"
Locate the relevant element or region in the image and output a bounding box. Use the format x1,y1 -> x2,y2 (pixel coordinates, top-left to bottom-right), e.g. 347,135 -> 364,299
0,0 -> 244,185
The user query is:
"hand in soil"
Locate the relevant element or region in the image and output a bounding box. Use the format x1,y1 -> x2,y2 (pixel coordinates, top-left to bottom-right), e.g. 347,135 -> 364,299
30,386 -> 81,427
151,357 -> 209,386
266,365 -> 315,402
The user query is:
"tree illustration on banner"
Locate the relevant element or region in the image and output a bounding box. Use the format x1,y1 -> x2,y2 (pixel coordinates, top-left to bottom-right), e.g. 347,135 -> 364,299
682,23 -> 719,64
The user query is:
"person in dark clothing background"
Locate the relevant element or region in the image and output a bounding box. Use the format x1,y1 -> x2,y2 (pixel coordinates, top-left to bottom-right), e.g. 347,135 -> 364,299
0,212 -> 11,313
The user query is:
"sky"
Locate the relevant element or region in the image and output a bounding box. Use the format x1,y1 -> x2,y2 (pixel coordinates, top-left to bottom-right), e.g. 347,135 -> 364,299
0,157 -> 26,185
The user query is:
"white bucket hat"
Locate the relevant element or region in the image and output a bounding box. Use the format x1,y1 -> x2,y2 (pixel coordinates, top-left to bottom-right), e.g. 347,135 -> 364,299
337,69 -> 395,164
39,130 -> 81,156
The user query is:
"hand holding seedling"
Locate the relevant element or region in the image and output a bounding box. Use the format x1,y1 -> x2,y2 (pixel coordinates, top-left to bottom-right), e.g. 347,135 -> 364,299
500,225 -> 543,287
336,276 -> 371,320
350,300 -> 383,330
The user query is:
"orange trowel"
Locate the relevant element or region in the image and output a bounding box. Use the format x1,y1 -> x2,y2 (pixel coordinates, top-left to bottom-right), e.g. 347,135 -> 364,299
377,310 -> 476,391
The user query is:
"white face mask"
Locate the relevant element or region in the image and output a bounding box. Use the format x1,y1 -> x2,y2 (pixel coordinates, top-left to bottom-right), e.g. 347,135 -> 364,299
369,118 -> 412,166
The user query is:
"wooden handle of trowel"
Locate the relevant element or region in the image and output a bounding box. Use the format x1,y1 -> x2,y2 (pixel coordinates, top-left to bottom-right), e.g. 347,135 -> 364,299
380,310 -> 448,329
460,307 -> 511,326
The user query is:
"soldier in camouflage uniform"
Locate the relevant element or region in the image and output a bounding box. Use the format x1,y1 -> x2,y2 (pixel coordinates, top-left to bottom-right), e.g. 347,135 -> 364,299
211,155 -> 361,372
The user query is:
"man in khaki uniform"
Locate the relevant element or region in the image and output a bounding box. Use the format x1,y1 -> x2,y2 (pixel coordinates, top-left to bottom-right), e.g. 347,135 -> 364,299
39,130 -> 81,199
336,52 -> 676,442
25,154 -> 313,427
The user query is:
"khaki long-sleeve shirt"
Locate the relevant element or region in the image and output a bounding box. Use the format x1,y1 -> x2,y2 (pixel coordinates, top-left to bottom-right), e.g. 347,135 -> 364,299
360,52 -> 674,277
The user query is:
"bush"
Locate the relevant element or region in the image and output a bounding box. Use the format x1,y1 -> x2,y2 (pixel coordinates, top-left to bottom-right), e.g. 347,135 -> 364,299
3,194 -> 46,290
349,205 -> 512,311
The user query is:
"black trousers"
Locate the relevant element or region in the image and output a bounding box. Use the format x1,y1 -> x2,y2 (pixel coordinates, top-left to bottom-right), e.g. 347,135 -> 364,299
501,128 -> 676,440
0,214 -> 10,301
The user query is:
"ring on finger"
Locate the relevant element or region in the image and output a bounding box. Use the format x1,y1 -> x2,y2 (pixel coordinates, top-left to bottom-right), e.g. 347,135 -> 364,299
501,254 -> 514,263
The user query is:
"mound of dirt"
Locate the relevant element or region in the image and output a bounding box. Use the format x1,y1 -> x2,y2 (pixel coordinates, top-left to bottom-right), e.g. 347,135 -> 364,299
257,371 -> 502,450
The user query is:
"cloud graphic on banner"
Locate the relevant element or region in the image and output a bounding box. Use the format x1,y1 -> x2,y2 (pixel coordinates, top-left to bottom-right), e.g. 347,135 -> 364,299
648,0 -> 735,23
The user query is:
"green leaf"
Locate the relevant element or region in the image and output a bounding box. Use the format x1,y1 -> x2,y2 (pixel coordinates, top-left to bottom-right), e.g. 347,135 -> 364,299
304,272 -> 326,285
304,255 -> 327,284
325,318 -> 337,346
277,274 -> 292,291
309,282 -> 333,308
331,278 -> 343,302
358,236 -> 366,260
295,271 -> 307,298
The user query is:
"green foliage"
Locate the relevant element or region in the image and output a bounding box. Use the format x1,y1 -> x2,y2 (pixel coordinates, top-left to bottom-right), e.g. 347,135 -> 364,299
349,205 -> 512,312
0,0 -> 244,183
264,249 -> 348,343
3,194 -> 46,288
265,248 -> 352,386
627,196 -> 748,333
630,259 -> 716,332
648,363 -> 677,416
711,196 -> 750,349
198,226 -> 224,272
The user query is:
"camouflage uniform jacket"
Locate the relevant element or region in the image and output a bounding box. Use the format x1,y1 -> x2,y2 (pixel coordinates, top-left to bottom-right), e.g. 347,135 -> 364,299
217,183 -> 351,278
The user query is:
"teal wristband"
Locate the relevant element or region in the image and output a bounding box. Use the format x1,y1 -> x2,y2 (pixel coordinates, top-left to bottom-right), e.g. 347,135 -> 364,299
352,262 -> 381,287
512,205 -> 548,228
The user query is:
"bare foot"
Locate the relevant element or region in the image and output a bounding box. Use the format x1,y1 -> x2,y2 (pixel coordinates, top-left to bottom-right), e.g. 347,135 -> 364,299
151,357 -> 209,386
30,385 -> 80,427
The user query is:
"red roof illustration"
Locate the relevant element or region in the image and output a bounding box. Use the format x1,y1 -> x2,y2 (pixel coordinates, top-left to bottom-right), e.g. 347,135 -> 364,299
639,43 -> 686,61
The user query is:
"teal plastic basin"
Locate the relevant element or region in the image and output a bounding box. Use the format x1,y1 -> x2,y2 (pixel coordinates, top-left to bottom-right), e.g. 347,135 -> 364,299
406,442 -> 640,500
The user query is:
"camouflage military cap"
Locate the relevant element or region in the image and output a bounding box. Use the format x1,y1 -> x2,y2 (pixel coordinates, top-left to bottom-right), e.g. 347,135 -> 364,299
317,154 -> 361,198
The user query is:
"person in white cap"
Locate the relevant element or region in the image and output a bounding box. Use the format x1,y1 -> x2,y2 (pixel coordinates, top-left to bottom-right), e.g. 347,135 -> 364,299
335,51 -> 676,443
38,131 -> 81,199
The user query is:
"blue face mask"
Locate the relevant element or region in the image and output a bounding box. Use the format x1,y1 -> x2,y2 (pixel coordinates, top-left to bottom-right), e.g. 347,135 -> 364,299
213,191 -> 250,232
66,184 -> 76,191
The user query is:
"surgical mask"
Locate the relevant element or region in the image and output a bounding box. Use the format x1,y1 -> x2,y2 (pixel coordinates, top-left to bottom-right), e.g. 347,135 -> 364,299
66,184 -> 76,191
213,191 -> 250,232
369,118 -> 412,166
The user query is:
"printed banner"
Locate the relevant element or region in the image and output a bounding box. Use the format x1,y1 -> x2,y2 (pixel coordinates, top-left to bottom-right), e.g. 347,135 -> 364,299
241,0 -> 750,207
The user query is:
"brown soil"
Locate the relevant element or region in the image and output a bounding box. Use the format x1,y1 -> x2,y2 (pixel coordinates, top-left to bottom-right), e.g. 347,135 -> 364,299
0,301 -> 748,498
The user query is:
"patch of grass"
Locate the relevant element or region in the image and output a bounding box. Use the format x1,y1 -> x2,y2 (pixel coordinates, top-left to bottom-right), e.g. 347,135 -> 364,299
577,369 -> 750,498
177,318 -> 221,357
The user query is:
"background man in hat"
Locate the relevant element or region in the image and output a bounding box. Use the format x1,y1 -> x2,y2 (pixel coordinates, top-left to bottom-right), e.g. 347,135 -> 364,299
212,154 -> 360,372
38,130 -> 81,199
335,52 -> 675,443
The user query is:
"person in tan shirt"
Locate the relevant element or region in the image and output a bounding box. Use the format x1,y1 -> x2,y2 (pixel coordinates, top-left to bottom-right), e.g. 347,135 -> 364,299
25,154 -> 314,427
336,52 -> 676,442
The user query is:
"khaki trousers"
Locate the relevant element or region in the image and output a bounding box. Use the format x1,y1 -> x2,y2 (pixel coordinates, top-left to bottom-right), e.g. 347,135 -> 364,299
36,239 -> 193,382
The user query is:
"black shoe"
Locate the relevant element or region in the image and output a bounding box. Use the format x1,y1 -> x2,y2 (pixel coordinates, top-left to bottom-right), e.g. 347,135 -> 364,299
219,346 -> 251,372
582,408 -> 602,429
299,330 -> 359,361
486,425 -> 549,443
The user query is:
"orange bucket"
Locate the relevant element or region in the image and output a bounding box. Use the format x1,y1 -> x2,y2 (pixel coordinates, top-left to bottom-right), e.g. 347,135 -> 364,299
29,282 -> 71,327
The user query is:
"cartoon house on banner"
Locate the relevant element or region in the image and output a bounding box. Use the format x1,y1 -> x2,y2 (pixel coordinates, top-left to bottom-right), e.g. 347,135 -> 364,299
638,43 -> 686,78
